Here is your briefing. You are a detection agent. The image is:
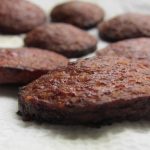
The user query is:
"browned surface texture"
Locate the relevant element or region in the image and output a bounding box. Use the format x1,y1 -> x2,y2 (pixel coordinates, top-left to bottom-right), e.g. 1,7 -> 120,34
98,13 -> 150,42
0,0 -> 46,34
19,56 -> 150,126
97,38 -> 150,60
51,1 -> 104,29
25,23 -> 97,58
0,48 -> 68,84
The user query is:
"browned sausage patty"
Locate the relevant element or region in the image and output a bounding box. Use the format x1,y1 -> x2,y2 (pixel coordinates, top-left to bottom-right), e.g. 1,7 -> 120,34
0,48 -> 68,84
0,0 -> 46,34
24,23 -> 97,58
98,13 -> 150,42
51,1 -> 104,29
97,38 -> 150,60
19,56 -> 150,126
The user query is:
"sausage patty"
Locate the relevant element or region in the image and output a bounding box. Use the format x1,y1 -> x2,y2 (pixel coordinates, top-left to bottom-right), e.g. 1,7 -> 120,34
51,1 -> 104,29
0,48 -> 68,84
19,56 -> 150,126
25,23 -> 97,58
97,38 -> 150,60
0,0 -> 46,34
98,13 -> 150,42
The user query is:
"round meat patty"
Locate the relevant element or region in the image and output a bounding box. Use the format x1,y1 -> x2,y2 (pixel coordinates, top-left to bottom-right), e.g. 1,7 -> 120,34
50,1 -> 104,29
98,13 -> 150,42
0,48 -> 68,84
97,38 -> 150,60
19,56 -> 150,126
0,0 -> 46,34
24,23 -> 97,58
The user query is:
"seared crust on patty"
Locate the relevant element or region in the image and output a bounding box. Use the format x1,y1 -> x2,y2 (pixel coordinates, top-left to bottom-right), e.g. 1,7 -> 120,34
0,0 -> 46,34
51,1 -> 104,29
19,56 -> 150,126
97,38 -> 150,60
98,13 -> 150,42
0,48 -> 68,84
25,23 -> 97,58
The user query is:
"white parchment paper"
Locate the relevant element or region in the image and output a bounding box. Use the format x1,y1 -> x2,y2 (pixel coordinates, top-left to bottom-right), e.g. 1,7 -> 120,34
0,0 -> 150,150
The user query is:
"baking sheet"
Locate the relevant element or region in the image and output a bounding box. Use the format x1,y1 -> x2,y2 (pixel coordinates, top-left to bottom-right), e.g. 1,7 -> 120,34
0,0 -> 150,150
